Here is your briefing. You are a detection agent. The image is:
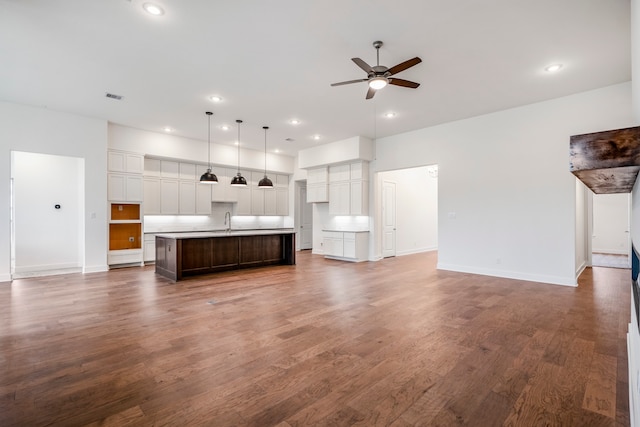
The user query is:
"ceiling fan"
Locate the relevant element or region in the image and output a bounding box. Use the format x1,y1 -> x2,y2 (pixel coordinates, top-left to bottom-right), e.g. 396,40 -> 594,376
331,41 -> 422,100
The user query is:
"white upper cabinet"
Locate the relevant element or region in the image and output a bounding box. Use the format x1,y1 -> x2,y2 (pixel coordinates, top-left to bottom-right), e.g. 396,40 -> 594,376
307,167 -> 329,203
108,151 -> 143,174
328,161 -> 368,215
144,158 -> 161,177
179,162 -> 197,180
108,151 -> 144,202
160,160 -> 180,179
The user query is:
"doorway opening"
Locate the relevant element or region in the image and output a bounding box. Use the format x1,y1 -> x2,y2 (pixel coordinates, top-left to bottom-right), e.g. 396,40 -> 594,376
591,193 -> 631,269
376,165 -> 438,259
11,151 -> 85,279
297,181 -> 313,250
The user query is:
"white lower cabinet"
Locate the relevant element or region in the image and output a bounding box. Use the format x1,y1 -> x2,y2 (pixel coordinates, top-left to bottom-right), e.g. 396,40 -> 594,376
323,231 -> 368,262
144,234 -> 156,262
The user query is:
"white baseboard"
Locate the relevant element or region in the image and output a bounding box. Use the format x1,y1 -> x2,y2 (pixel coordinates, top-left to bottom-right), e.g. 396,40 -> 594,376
13,262 -> 81,274
0,273 -> 11,283
436,262 -> 577,287
397,246 -> 437,257
575,260 -> 587,278
593,249 -> 629,255
83,265 -> 109,274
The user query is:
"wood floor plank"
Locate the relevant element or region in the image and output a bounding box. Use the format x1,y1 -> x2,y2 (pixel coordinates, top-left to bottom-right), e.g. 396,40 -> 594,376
583,353 -> 618,418
0,251 -> 631,426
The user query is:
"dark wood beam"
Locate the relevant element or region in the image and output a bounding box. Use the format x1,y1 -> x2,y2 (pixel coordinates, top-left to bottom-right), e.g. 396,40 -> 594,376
569,126 -> 640,193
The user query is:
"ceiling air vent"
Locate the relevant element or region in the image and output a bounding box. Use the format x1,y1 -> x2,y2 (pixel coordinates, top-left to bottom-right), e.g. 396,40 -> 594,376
105,93 -> 124,100
285,138 -> 295,142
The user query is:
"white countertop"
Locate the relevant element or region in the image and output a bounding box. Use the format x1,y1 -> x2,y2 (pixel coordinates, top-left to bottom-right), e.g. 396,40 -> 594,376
155,229 -> 295,239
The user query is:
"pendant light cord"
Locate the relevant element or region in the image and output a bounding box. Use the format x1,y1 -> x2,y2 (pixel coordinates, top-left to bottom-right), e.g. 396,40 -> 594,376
236,119 -> 242,174
263,126 -> 268,175
207,112 -> 212,169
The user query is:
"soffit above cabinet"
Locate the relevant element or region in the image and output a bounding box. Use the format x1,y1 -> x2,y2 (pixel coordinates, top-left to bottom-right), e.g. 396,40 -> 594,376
569,126 -> 640,194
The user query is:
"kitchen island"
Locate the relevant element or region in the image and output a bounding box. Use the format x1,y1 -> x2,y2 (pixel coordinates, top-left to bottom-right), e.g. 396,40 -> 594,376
155,229 -> 295,281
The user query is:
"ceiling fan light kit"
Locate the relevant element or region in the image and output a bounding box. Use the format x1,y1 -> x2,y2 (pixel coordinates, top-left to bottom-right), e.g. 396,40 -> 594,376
331,40 -> 422,99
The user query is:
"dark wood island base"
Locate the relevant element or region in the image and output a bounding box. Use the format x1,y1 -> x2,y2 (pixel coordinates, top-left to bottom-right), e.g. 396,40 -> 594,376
155,230 -> 295,281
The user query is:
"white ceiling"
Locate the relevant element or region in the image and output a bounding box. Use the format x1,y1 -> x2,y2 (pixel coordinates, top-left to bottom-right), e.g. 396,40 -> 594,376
0,0 -> 631,157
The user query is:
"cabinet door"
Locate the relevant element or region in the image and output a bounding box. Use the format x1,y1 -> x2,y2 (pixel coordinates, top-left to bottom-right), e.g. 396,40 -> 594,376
350,180 -> 368,215
250,171 -> 264,215
343,233 -> 356,258
161,160 -> 180,179
160,179 -> 179,214
126,154 -> 144,174
276,174 -> 289,188
108,151 -> 126,172
125,175 -> 143,202
179,181 -> 196,214
144,237 -> 156,262
263,189 -> 277,215
276,188 -> 288,216
307,184 -> 328,203
196,183 -> 212,214
329,182 -> 350,215
329,164 -> 350,182
143,178 -> 161,215
144,158 -> 161,177
235,187 -> 251,215
211,168 -> 227,202
107,173 -> 126,201
179,163 -> 196,180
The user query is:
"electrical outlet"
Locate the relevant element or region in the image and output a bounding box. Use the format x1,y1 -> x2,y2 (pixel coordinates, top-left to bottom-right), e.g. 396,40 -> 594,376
118,205 -> 123,211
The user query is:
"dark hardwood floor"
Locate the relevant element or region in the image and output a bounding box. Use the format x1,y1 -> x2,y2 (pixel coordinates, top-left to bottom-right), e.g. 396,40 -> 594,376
0,251 -> 631,426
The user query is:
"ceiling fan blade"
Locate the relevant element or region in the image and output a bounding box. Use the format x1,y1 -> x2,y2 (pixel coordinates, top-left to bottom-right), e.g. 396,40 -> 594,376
352,57 -> 374,74
330,79 -> 368,87
388,78 -> 420,88
387,57 -> 422,76
366,87 -> 376,100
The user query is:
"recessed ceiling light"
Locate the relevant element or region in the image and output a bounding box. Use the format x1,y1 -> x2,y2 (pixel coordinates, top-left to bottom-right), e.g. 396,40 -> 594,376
234,141 -> 239,146
544,63 -> 563,73
143,2 -> 164,15
220,125 -> 230,131
275,149 -> 280,153
312,135 -> 321,140
163,127 -> 172,132
289,119 -> 300,125
384,112 -> 396,118
209,95 -> 223,103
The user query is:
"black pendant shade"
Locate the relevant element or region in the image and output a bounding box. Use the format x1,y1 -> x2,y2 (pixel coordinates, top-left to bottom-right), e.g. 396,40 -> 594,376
200,111 -> 218,184
231,119 -> 247,187
258,126 -> 274,188
231,173 -> 248,186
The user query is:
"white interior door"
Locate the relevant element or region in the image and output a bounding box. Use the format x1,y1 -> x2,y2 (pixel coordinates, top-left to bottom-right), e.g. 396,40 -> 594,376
382,180 -> 396,258
300,186 -> 313,250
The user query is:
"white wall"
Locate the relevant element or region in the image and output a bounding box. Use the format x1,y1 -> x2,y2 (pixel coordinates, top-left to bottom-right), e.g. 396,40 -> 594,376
0,101 -> 108,281
12,152 -> 84,274
375,82 -> 634,286
592,193 -> 630,255
381,166 -> 438,256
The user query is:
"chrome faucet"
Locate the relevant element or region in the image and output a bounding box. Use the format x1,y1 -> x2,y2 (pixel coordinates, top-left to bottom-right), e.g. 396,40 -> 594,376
224,211 -> 231,231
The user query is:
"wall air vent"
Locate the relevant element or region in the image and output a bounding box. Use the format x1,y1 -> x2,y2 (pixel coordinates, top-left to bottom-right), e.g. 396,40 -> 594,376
105,93 -> 124,100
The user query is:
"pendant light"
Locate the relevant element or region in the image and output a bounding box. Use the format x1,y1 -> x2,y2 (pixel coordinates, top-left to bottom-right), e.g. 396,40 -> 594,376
199,112 -> 219,184
258,126 -> 273,188
230,119 -> 247,186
